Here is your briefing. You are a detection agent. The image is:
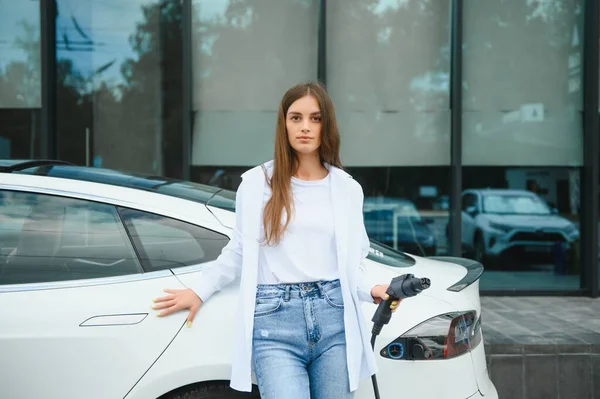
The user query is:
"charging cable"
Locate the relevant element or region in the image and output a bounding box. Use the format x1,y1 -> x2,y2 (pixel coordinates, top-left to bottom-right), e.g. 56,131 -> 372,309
369,274 -> 431,399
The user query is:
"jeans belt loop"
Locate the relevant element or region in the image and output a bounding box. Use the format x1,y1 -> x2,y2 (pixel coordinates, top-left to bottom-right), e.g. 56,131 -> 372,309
315,281 -> 324,298
284,285 -> 291,302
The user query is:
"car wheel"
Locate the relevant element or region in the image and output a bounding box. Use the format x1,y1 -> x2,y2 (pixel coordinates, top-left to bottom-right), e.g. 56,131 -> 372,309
163,382 -> 260,399
474,233 -> 486,264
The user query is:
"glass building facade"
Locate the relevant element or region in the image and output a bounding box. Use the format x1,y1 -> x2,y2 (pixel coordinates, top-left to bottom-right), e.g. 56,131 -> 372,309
0,0 -> 598,296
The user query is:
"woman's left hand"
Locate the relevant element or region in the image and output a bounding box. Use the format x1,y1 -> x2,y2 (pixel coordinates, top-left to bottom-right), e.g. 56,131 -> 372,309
370,284 -> 402,312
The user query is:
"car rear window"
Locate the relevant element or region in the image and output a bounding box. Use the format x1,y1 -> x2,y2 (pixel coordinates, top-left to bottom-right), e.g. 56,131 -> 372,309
17,165 -> 238,212
367,240 -> 416,267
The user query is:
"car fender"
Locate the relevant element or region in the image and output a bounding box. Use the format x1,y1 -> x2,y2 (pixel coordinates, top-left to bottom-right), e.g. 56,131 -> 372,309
124,282 -> 245,399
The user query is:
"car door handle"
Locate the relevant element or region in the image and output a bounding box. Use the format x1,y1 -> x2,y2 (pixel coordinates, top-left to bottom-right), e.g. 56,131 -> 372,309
80,313 -> 148,327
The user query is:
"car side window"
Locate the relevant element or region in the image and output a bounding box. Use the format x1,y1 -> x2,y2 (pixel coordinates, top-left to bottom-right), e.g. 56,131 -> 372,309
118,207 -> 229,272
461,194 -> 471,211
462,194 -> 477,211
0,190 -> 143,286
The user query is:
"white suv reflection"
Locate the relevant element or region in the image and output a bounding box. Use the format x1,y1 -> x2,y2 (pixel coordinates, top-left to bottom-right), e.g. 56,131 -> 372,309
459,189 -> 579,264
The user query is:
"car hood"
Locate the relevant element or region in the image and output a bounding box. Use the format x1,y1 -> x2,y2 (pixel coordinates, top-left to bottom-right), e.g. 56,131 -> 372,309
482,213 -> 573,229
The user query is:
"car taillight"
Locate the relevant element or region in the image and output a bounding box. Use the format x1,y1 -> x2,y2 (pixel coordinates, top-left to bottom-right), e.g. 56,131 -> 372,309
380,311 -> 482,361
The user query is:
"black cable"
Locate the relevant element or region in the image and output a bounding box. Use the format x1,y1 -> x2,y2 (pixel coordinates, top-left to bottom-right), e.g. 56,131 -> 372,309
368,275 -> 430,399
370,333 -> 381,399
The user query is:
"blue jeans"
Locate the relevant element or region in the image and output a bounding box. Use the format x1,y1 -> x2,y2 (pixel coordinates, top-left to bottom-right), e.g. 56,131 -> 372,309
252,279 -> 354,399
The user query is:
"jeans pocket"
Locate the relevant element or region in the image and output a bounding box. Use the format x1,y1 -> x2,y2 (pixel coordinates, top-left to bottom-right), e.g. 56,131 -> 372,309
324,287 -> 344,309
254,296 -> 283,317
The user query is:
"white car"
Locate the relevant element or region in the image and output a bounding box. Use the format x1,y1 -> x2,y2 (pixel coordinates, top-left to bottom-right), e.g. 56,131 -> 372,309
0,160 -> 498,399
460,189 -> 579,264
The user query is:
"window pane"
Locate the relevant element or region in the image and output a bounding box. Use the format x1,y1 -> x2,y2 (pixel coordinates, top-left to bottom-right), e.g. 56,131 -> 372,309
463,167 -> 581,291
191,0 -> 319,167
327,0 -> 451,166
351,166 -> 450,257
0,0 -> 41,159
55,0 -> 184,177
119,207 -> 229,271
326,1 -> 451,257
0,109 -> 40,159
0,190 -> 142,285
462,0 -> 584,291
462,0 -> 583,166
0,0 -> 41,108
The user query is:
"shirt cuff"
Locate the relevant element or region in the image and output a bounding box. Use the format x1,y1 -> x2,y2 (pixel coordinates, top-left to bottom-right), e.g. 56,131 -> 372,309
188,275 -> 219,303
356,267 -> 378,303
357,285 -> 375,303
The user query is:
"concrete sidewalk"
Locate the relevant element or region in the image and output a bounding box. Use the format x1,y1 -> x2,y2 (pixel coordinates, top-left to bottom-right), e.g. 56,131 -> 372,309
481,296 -> 600,399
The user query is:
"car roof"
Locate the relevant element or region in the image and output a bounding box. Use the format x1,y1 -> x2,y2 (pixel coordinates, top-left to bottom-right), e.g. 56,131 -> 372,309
0,160 -> 236,212
0,159 -> 74,171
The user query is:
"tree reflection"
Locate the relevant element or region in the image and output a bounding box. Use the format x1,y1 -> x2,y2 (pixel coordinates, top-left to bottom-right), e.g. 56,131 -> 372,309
0,21 -> 40,108
53,1 -> 183,176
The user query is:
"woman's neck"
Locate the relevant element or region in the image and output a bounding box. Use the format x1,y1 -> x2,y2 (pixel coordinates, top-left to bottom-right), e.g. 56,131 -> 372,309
294,153 -> 328,181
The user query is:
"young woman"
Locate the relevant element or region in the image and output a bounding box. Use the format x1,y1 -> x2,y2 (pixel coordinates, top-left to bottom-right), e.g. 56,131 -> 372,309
152,81 -> 400,398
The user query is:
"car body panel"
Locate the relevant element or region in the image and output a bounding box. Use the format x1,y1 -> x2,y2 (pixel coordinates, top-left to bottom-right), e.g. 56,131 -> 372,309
0,272 -> 187,399
471,337 -> 492,395
124,278 -> 243,399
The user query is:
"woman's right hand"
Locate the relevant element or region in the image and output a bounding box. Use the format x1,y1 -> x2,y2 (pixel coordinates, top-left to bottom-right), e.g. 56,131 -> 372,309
152,288 -> 203,328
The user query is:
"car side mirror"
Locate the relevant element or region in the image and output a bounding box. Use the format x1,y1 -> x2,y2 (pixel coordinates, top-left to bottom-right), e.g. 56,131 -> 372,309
551,208 -> 559,214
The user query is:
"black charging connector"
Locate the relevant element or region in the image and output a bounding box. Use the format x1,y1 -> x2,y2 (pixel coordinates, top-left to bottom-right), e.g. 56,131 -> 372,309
370,274 -> 430,399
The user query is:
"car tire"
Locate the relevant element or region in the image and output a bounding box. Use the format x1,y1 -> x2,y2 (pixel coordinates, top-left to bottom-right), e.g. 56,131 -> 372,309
474,232 -> 487,264
163,382 -> 260,399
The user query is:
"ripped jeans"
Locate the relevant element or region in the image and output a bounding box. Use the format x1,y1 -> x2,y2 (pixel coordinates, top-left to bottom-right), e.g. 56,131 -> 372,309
252,279 -> 353,399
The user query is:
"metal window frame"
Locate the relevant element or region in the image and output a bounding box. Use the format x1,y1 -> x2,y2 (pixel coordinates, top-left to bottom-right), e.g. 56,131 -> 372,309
582,0 -> 599,297
182,0 -> 192,181
40,0 -> 57,159
449,0 -> 463,258
318,0 -> 327,85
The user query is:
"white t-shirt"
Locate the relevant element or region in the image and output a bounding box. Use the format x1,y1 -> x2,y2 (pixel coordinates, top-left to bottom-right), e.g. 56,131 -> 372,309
257,173 -> 339,284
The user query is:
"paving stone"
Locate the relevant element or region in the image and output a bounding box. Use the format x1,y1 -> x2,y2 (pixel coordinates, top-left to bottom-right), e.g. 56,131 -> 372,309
486,343 -> 524,355
556,344 -> 593,354
592,355 -> 600,399
523,344 -> 558,355
524,355 -> 558,399
483,327 -> 520,345
489,355 -> 523,399
481,297 -> 600,346
558,355 -> 593,399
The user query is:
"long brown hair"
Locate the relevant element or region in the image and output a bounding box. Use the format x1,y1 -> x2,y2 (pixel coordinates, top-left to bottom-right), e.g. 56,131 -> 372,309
262,81 -> 342,246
